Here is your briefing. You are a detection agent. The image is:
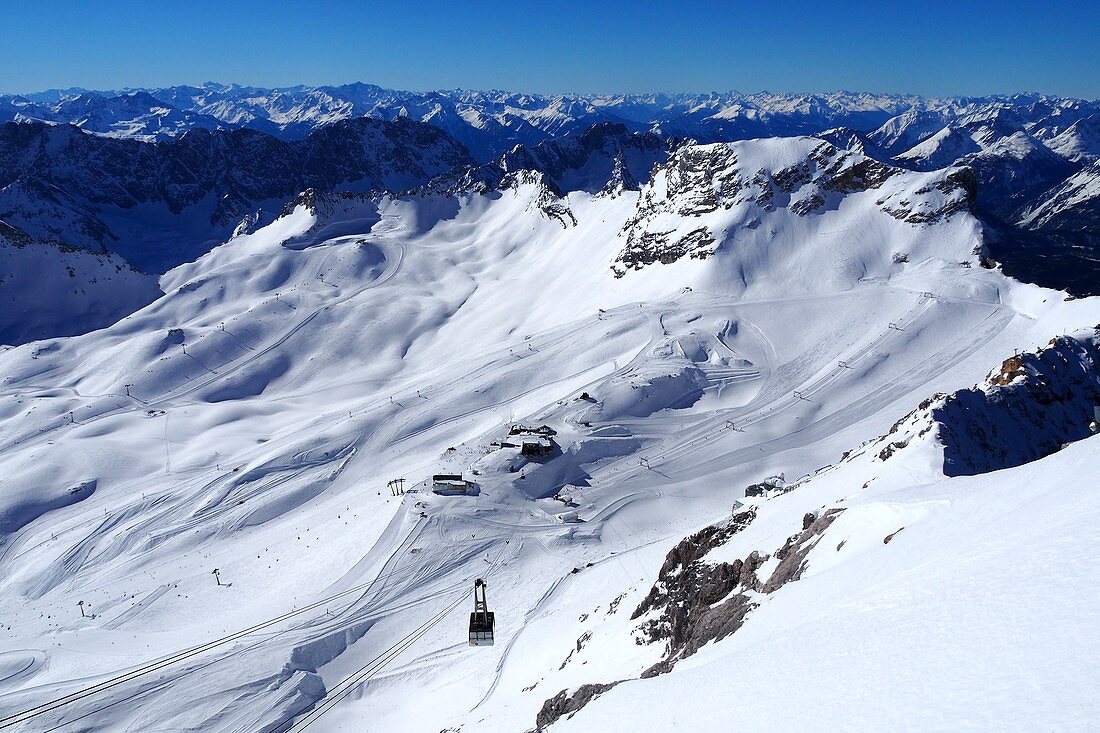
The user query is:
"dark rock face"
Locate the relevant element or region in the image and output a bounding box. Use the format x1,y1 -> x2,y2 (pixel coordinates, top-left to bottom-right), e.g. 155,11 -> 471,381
1021,160 -> 1100,234
532,509 -> 771,729
964,139 -> 1076,223
873,332 -> 1100,476
981,225 -> 1100,298
599,152 -> 642,198
629,505 -> 845,679
762,509 -> 844,593
879,168 -> 978,224
501,170 -> 579,228
425,122 -> 671,198
612,143 -> 741,276
419,122 -> 673,229
935,334 -> 1100,476
613,227 -> 714,274
789,191 -> 826,215
630,509 -> 763,677
496,122 -> 672,196
534,682 -> 622,731
0,118 -> 472,272
811,144 -> 899,193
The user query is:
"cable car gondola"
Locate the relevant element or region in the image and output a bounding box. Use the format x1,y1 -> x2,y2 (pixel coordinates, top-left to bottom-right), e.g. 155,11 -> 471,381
468,578 -> 495,646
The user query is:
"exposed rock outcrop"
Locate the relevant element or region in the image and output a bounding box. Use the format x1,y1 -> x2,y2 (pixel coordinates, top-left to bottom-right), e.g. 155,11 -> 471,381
630,505 -> 843,676
534,682 -> 622,731
612,138 -> 977,276
0,117 -> 472,271
872,331 -> 1100,476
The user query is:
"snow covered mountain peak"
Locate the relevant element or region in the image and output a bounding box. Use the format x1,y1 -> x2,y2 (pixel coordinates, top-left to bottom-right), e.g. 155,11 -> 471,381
7,82 -> 1100,302
614,137 -> 979,281
2,83 -> 1084,162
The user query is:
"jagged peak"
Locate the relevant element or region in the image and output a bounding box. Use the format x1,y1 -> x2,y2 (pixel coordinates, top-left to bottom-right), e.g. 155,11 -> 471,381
418,121 -> 674,200
612,136 -> 978,277
598,151 -> 641,198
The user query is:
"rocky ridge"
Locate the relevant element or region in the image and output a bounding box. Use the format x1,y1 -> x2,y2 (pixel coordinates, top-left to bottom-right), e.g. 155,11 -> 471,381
872,329 -> 1100,476
613,138 -> 976,276
0,117 -> 472,272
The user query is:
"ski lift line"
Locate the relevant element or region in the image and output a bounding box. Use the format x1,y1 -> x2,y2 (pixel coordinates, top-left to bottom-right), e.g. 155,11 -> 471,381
0,554 -> 434,730
9,377 -> 407,567
18,567 -> 458,733
36,554 -> 462,730
283,533 -> 518,732
35,631 -> 277,733
294,594 -> 462,717
634,297 -> 936,469
280,591 -> 469,733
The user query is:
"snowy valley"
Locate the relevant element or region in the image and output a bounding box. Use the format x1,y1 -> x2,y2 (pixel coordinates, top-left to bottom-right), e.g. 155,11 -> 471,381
0,95 -> 1098,733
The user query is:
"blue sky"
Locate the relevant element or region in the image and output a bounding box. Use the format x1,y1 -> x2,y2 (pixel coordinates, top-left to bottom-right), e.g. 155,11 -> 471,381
3,0 -> 1097,97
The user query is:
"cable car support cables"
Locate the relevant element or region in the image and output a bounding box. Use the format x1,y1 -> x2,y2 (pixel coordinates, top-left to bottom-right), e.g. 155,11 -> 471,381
0,561 -> 423,731
279,589 -> 469,733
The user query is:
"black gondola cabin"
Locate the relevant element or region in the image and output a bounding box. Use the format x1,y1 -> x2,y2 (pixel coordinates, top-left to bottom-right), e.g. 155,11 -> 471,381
469,578 -> 495,646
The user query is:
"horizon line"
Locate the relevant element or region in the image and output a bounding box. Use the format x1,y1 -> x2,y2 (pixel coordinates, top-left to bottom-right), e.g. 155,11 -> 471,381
2,82 -> 1096,104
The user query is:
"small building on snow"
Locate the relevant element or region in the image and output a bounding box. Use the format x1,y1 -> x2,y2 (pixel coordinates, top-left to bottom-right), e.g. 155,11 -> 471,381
519,435 -> 554,457
744,474 -> 785,498
432,474 -> 473,495
498,424 -> 556,457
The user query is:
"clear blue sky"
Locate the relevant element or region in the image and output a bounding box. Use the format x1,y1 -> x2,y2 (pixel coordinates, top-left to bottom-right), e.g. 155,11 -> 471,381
3,0 -> 1097,98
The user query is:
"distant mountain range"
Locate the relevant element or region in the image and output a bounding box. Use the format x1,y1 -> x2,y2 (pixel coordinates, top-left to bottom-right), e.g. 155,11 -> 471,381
4,84 -> 1092,161
2,83 -> 1100,345
3,83 -> 1097,217
0,84 -> 926,160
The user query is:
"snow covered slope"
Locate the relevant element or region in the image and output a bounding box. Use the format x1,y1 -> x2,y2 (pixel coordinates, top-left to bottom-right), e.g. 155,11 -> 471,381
1046,113 -> 1100,164
544,429 -> 1100,732
0,221 -> 161,345
0,135 -> 1097,733
1019,160 -> 1100,232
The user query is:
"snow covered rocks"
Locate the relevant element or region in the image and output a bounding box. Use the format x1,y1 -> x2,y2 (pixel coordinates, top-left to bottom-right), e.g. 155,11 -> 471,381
867,329 -> 1100,476
612,138 -> 978,278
